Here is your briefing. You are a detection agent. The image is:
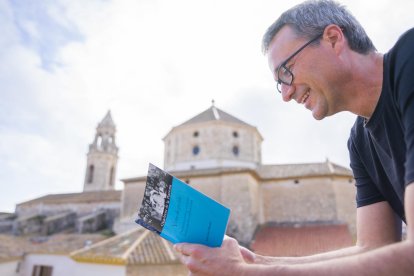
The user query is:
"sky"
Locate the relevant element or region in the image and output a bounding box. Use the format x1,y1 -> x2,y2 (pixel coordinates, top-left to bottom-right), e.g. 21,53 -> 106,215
1,0 -> 414,213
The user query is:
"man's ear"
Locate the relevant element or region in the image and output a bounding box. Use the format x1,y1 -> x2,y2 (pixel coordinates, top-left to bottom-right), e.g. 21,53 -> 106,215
323,24 -> 346,54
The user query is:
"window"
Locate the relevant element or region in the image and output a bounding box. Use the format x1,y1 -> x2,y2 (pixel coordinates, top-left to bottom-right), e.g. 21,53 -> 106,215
87,165 -> 94,184
192,145 -> 200,155
232,145 -> 239,156
97,135 -> 102,149
109,167 -> 115,186
232,131 -> 239,138
32,265 -> 53,276
193,131 -> 199,137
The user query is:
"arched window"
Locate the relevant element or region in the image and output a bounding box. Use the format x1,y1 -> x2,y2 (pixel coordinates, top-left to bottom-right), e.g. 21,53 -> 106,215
232,145 -> 239,156
193,131 -> 199,137
87,165 -> 94,184
233,131 -> 239,138
109,167 -> 115,186
97,135 -> 102,149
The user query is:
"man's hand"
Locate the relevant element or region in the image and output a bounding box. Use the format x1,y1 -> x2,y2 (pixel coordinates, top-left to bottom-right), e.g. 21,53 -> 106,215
174,236 -> 249,276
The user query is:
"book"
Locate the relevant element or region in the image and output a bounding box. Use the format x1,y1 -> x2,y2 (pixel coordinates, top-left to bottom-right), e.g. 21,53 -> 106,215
135,163 -> 231,247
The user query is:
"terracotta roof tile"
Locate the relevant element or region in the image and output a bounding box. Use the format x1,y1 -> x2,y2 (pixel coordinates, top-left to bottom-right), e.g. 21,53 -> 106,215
70,227 -> 180,265
250,224 -> 354,257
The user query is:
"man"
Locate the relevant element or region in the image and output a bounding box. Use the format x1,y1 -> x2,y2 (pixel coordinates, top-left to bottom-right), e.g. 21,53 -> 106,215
174,0 -> 414,274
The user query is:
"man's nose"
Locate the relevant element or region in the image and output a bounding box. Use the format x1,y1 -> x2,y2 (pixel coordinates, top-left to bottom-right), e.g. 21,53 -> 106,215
281,83 -> 295,102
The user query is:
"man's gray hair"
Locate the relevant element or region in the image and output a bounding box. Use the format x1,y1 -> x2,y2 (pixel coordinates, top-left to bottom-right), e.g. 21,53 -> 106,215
262,0 -> 376,54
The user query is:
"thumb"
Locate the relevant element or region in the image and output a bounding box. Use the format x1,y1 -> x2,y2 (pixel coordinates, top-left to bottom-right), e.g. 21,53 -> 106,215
174,243 -> 202,256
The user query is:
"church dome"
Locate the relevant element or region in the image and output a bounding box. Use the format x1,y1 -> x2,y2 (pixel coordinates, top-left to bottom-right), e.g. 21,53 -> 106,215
163,103 -> 263,172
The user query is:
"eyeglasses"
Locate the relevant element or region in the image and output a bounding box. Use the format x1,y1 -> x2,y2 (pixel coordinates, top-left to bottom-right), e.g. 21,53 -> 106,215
276,34 -> 322,93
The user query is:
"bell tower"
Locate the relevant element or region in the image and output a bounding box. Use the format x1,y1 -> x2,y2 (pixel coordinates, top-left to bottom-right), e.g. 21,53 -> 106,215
83,111 -> 119,192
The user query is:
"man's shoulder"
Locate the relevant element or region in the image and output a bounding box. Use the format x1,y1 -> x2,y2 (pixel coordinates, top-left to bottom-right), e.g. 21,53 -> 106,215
390,27 -> 414,54
349,116 -> 365,139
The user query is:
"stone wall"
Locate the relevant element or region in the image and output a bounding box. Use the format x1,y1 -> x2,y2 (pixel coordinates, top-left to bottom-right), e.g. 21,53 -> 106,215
77,211 -> 107,233
84,154 -> 117,192
0,214 -> 16,234
164,121 -> 262,171
220,173 -> 260,245
182,172 -> 259,245
42,212 -> 76,235
260,177 -> 337,224
121,181 -> 146,219
16,202 -> 120,219
333,178 -> 357,237
13,214 -> 46,235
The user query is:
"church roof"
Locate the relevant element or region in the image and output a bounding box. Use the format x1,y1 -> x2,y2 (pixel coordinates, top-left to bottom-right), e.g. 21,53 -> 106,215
178,104 -> 252,127
250,223 -> 353,257
17,190 -> 121,206
98,110 -> 115,128
256,160 -> 352,179
70,227 -> 180,265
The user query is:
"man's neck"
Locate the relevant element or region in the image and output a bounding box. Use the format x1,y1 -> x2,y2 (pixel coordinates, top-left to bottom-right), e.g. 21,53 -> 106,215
348,52 -> 384,119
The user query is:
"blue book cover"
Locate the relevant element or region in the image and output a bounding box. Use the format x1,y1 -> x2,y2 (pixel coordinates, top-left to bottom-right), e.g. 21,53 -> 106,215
135,163 -> 231,247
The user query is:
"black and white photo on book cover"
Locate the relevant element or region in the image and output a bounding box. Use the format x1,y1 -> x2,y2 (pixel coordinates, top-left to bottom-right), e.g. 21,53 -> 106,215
137,163 -> 172,233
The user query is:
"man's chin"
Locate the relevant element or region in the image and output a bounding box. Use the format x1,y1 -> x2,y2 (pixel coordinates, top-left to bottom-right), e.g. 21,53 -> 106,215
311,109 -> 326,121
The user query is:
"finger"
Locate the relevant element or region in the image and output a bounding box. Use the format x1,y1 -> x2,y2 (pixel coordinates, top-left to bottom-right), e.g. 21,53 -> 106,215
174,243 -> 205,256
178,253 -> 202,274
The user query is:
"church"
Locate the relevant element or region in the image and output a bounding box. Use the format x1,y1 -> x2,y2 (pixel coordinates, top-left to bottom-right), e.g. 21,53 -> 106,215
0,104 -> 356,276
117,102 -> 356,246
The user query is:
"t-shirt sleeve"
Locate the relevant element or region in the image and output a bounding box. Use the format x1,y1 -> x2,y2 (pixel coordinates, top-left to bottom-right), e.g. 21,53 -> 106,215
392,29 -> 414,186
348,130 -> 386,207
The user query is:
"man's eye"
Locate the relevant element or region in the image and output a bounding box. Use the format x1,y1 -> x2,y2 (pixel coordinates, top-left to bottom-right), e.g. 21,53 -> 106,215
280,66 -> 291,77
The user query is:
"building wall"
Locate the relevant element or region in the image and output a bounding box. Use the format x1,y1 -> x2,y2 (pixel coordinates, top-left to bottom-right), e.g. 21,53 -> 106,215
172,172 -> 259,245
121,181 -> 146,219
16,202 -> 120,218
18,254 -> 125,276
19,254 -> 76,276
333,178 -> 357,238
115,181 -> 146,233
220,173 -> 260,245
127,264 -> 187,276
84,153 -> 117,192
0,261 -> 19,276
74,262 -> 125,276
260,177 -> 338,224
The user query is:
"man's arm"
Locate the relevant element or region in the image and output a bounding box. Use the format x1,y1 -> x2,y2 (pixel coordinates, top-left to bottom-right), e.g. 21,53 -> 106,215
174,190 -> 412,275
241,200 -> 402,265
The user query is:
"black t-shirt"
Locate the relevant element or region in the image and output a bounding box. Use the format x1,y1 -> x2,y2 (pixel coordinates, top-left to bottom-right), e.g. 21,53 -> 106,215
348,28 -> 414,222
